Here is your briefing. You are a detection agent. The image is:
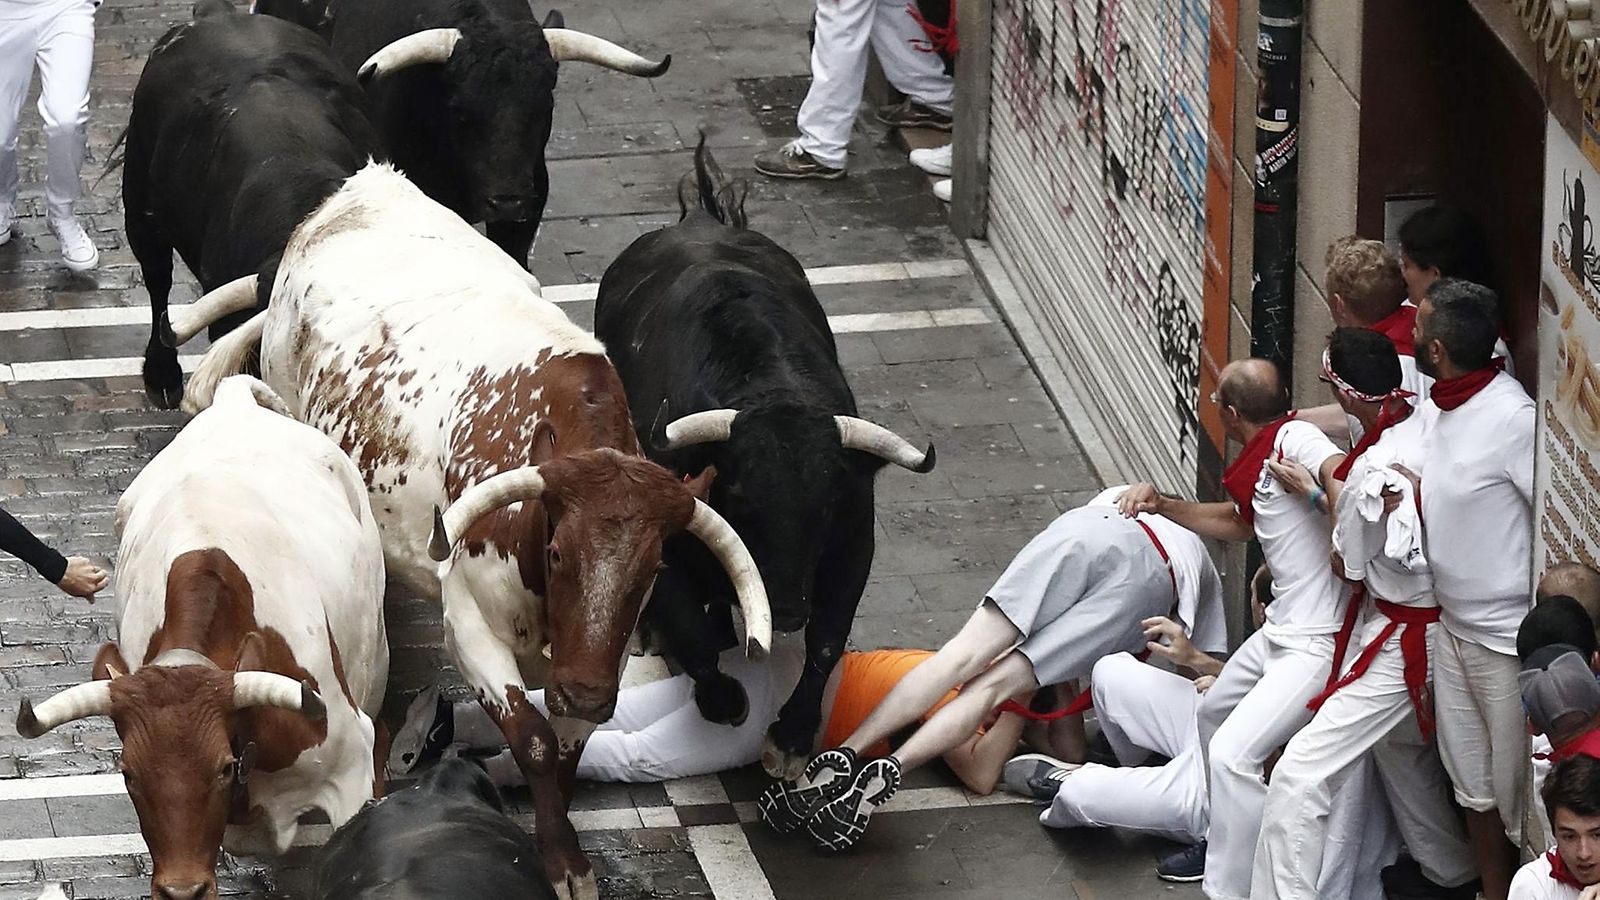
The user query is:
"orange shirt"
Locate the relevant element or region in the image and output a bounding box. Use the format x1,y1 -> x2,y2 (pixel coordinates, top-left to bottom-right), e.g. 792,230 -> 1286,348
822,649 -> 961,757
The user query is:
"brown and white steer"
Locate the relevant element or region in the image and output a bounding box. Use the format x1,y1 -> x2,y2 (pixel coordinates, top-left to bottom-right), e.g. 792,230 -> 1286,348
172,162 -> 771,900
16,375 -> 387,900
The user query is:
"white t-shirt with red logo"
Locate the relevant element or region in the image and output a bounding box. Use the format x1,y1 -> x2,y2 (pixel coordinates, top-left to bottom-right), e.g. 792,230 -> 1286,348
1248,420 -> 1349,637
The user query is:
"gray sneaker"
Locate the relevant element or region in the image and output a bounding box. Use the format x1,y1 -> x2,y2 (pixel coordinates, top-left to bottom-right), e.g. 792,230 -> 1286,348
754,140 -> 845,181
1001,753 -> 1078,802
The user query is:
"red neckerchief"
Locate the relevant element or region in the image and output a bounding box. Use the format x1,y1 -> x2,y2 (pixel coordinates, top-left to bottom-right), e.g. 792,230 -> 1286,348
1332,397 -> 1413,482
1429,360 -> 1505,411
1549,849 -> 1589,888
1223,413 -> 1297,525
1368,305 -> 1417,357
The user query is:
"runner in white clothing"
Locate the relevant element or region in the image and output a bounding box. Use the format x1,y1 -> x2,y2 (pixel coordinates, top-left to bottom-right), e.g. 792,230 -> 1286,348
1508,754 -> 1600,900
1394,277 -> 1536,900
0,0 -> 101,270
1252,327 -> 1476,899
1119,357 -> 1349,896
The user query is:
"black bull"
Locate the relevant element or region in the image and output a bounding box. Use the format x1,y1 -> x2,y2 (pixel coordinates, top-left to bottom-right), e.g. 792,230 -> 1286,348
258,0 -> 669,271
124,5 -> 382,409
593,143 -> 935,777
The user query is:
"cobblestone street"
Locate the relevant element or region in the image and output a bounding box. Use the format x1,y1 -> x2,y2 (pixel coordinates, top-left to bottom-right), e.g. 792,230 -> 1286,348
0,0 -> 1206,897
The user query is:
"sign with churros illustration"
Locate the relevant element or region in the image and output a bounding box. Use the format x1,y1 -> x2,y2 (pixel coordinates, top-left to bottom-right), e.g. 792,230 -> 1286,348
1538,116 -> 1600,573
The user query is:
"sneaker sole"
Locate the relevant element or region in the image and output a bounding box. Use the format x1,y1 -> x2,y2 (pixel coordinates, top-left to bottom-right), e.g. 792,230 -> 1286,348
62,254 -> 98,273
806,762 -> 900,852
757,749 -> 857,834
753,165 -> 846,181
1156,873 -> 1204,884
878,116 -> 954,132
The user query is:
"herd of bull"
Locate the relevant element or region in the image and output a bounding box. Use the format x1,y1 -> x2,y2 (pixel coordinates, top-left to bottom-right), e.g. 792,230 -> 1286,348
8,2 -> 941,899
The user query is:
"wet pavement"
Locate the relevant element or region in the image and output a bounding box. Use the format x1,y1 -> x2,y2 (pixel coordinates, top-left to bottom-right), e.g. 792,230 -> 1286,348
0,0 -> 1205,897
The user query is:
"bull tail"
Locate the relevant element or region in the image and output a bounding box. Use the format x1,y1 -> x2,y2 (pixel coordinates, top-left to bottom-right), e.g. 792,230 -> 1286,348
181,312 -> 266,415
212,375 -> 293,418
93,126 -> 130,192
676,132 -> 748,229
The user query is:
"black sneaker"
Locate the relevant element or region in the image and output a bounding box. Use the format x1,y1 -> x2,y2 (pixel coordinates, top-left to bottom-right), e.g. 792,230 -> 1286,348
1156,841 -> 1206,883
758,746 -> 858,834
386,686 -> 454,777
875,99 -> 954,131
806,755 -> 902,852
1000,753 -> 1078,802
753,141 -> 846,181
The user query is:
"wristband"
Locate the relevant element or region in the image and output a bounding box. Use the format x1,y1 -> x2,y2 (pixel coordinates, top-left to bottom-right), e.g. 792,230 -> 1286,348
1308,485 -> 1326,511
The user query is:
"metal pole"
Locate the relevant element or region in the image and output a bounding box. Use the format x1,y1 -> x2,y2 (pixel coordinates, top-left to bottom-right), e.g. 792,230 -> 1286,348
1248,0 -> 1304,385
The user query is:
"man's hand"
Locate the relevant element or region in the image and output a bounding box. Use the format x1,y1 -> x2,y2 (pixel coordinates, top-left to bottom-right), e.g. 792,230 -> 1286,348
1577,883 -> 1600,900
1383,463 -> 1422,514
1117,483 -> 1163,518
57,556 -> 108,601
1265,458 -> 1317,497
1143,616 -> 1204,669
1193,675 -> 1217,694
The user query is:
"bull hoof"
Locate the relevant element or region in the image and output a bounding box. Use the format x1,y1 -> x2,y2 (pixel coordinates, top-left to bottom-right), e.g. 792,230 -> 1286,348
692,672 -> 748,727
761,732 -> 808,781
551,868 -> 597,900
143,352 -> 184,410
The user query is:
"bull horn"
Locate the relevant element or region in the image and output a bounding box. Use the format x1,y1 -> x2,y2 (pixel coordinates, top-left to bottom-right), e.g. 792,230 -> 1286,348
543,28 -> 671,77
161,274 -> 258,348
358,28 -> 463,82
233,672 -> 326,721
684,500 -> 771,658
662,409 -> 738,449
429,468 -> 548,561
16,681 -> 113,738
835,416 -> 936,473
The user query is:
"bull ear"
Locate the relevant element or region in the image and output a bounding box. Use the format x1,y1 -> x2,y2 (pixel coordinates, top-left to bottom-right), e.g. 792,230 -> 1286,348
235,631 -> 267,673
683,466 -> 716,501
542,8 -> 565,28
531,420 -> 557,465
91,643 -> 129,682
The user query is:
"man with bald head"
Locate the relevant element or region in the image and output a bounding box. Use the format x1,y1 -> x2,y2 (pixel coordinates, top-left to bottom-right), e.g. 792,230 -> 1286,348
1120,357 -> 1349,893
1540,564 -> 1600,641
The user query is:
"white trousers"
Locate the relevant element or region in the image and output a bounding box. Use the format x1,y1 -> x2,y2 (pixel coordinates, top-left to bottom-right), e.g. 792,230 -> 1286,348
796,0 -> 954,168
1253,619 -> 1476,899
1044,652 -> 1394,899
1433,627 -> 1528,845
1198,628 -> 1336,900
1041,652 -> 1209,842
0,0 -> 95,219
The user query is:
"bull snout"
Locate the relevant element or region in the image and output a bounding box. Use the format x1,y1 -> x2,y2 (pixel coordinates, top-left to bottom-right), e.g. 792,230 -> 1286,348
548,681 -> 616,723
482,194 -> 533,220
154,879 -> 212,900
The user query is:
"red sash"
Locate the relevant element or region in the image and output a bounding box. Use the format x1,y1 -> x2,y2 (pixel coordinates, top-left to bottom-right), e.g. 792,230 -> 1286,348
1549,849 -> 1588,889
1429,361 -> 1504,411
1368,305 -> 1417,357
1224,413 -> 1297,525
1332,397 -> 1413,482
997,520 -> 1174,721
1307,599 -> 1440,739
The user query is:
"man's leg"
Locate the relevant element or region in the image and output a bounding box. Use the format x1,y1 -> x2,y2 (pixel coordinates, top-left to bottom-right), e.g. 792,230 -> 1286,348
1201,634 -> 1333,900
34,0 -> 93,221
0,11 -> 43,211
880,648 -> 1037,770
839,599 -> 1021,755
794,0 -> 877,169
1041,746 -> 1207,843
1318,758 -> 1399,900
1090,652 -> 1200,765
1433,628 -> 1524,900
867,0 -> 953,114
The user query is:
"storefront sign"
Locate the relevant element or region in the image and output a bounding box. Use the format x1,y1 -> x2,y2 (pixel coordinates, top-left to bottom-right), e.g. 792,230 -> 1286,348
1509,0 -> 1600,109
1536,116 -> 1600,572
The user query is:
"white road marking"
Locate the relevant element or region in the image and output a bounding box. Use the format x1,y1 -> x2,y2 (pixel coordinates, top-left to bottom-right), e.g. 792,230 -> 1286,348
0,258 -> 972,332
2,308 -> 992,383
687,824 -> 778,900
0,773 -> 124,802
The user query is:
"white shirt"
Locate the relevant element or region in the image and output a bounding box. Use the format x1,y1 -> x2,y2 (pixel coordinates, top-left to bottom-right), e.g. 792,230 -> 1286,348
1422,372 -> 1535,655
1509,854 -> 1582,900
1090,486 -> 1227,654
1249,420 -> 1348,636
1334,405 -> 1437,607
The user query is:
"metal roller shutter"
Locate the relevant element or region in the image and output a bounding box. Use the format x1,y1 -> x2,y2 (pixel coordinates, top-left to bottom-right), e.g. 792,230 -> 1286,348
985,0 -> 1212,495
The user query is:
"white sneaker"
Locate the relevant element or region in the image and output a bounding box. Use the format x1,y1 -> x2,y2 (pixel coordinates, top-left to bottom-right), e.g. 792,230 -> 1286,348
933,179 -> 952,203
909,143 -> 953,177
0,202 -> 14,246
50,215 -> 99,272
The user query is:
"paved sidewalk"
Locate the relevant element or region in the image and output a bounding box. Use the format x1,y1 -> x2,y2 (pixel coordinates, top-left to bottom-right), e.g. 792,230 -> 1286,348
0,0 -> 1205,897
